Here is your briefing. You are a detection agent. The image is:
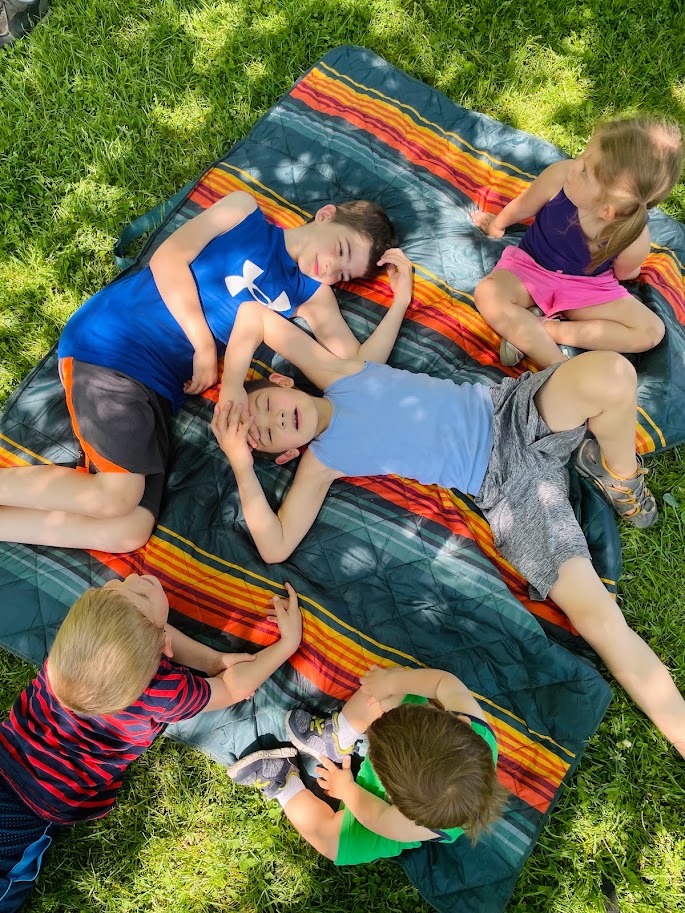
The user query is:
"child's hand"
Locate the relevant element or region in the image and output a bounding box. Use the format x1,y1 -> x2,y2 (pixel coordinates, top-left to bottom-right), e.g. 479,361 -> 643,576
185,345 -> 219,395
471,209 -> 505,239
266,581 -> 302,654
211,402 -> 256,472
316,755 -> 354,799
378,248 -> 414,302
215,652 -> 258,698
217,383 -> 260,449
359,665 -> 399,703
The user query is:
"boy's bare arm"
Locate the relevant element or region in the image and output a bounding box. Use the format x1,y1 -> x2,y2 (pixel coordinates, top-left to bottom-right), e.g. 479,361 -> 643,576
296,248 -> 414,363
211,404 -> 340,563
219,300 -> 360,407
360,666 -> 485,720
317,757 -> 437,842
473,160 -> 569,238
200,583 -> 303,711
150,191 -> 257,394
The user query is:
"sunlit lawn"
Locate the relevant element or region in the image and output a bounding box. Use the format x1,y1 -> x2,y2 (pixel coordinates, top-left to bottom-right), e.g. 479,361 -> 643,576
1,1 -> 684,910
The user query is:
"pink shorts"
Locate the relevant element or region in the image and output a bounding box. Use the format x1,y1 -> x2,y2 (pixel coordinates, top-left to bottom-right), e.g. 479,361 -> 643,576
492,245 -> 632,317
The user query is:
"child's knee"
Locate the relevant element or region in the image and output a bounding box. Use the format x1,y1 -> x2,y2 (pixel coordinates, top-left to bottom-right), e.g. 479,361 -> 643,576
640,311 -> 666,350
90,473 -> 145,519
585,350 -> 637,393
474,274 -> 498,316
98,510 -> 154,553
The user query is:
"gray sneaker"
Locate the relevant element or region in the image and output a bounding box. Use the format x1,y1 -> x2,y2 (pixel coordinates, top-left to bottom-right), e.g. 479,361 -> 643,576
226,747 -> 299,799
285,709 -> 355,762
499,306 -> 544,367
575,438 -> 658,528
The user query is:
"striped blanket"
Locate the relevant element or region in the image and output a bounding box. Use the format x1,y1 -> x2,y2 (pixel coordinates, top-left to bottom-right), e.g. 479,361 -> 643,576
2,45 -> 684,912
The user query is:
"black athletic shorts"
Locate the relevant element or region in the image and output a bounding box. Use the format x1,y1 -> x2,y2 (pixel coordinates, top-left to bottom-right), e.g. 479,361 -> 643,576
60,358 -> 171,518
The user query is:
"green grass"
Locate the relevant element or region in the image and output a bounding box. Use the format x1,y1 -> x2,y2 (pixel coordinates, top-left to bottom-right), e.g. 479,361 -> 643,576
2,0 -> 685,910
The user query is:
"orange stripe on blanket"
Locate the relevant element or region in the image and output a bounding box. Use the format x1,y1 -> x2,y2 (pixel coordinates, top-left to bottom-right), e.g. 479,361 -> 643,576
641,249 -> 685,324
292,68 -> 529,210
0,449 -> 30,469
190,168 -> 308,228
90,538 -> 571,802
351,476 -> 576,633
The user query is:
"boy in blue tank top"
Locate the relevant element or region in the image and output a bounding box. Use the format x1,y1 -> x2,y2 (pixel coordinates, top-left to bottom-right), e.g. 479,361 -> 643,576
0,192 -> 410,554
211,299 -> 685,763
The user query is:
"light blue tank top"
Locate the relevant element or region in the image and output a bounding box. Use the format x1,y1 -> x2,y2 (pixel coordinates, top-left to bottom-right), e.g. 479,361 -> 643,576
309,363 -> 494,495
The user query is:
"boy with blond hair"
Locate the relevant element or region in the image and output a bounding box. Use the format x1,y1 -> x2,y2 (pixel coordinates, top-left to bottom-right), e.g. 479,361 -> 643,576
0,192 -> 412,554
0,573 -> 302,911
229,665 -> 507,864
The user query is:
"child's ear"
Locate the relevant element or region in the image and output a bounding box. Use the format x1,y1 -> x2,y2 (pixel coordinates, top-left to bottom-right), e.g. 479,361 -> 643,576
314,204 -> 336,222
275,449 -> 300,465
267,373 -> 295,388
162,627 -> 174,659
600,202 -> 617,221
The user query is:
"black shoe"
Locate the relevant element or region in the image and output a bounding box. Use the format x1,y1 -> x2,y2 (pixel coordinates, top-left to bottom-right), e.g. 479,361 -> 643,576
0,0 -> 49,48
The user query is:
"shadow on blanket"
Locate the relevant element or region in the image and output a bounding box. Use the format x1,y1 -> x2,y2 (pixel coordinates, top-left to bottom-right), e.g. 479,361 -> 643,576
3,44 -> 685,913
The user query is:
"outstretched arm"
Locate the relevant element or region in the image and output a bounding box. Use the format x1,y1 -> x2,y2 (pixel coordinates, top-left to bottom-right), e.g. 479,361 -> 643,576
219,299 -> 360,409
472,160 -> 569,238
150,191 -> 257,394
296,248 -> 414,363
359,665 -> 485,720
174,583 -> 303,711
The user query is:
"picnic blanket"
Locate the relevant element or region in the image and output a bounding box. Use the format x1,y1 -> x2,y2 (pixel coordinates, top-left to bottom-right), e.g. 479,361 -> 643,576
2,45 -> 685,913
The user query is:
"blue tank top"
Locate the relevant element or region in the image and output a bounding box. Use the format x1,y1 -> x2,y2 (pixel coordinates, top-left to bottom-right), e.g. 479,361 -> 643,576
309,363 -> 494,495
58,208 -> 320,412
519,189 -> 612,276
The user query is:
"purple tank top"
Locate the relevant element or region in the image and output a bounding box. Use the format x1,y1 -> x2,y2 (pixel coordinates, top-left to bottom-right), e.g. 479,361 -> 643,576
519,189 -> 612,276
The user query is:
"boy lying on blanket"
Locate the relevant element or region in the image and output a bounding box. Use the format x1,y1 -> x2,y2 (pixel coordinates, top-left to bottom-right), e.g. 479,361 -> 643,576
0,192 -> 410,554
228,665 -> 508,865
0,574 -> 302,912
211,299 -> 685,760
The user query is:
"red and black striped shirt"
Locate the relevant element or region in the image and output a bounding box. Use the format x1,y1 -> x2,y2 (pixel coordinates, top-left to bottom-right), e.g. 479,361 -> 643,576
0,657 -> 210,824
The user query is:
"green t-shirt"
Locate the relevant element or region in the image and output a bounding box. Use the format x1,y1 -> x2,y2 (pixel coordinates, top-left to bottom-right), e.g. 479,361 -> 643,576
334,694 -> 498,866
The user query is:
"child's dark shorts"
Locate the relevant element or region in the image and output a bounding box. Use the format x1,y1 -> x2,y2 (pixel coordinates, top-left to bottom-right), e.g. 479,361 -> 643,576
60,358 -> 171,519
0,777 -> 56,913
474,363 -> 590,600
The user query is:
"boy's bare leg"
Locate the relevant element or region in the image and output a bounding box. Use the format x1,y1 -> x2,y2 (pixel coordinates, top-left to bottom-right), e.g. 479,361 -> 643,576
0,504 -> 154,552
544,296 -> 665,353
550,557 -> 685,758
0,465 -> 145,518
281,791 -> 344,860
475,270 -> 565,367
338,685 -> 393,734
533,350 -> 639,476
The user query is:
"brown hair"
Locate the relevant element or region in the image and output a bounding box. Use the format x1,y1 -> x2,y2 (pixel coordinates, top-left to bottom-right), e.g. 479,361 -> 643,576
48,587 -> 166,716
587,116 -> 683,271
367,703 -> 508,841
330,200 -> 399,279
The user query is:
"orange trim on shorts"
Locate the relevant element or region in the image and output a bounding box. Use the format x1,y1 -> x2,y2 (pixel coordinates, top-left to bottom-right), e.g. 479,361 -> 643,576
60,357 -> 129,474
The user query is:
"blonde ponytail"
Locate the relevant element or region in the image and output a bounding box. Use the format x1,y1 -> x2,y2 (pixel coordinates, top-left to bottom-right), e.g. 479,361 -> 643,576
587,117 -> 683,272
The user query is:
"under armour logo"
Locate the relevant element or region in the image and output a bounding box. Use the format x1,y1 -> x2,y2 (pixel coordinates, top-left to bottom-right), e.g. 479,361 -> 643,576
225,260 -> 291,312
